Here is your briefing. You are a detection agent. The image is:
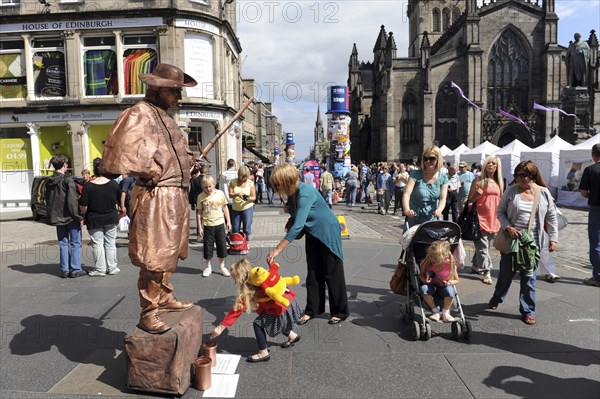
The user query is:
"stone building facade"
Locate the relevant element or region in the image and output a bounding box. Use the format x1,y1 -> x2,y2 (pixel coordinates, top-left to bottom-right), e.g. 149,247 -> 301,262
349,0 -> 599,163
241,79 -> 283,164
0,0 -> 283,209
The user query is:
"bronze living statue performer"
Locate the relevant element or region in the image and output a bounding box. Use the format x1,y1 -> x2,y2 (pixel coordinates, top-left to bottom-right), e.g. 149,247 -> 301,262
566,32 -> 591,87
102,64 -> 198,334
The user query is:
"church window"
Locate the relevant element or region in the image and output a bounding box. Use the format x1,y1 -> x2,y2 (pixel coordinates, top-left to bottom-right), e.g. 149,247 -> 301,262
442,8 -> 450,31
401,93 -> 418,142
487,29 -> 530,113
435,82 -> 459,148
432,9 -> 441,32
452,7 -> 460,24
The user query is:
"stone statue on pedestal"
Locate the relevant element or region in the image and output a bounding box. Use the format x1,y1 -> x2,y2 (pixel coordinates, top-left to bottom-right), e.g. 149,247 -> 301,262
566,33 -> 591,87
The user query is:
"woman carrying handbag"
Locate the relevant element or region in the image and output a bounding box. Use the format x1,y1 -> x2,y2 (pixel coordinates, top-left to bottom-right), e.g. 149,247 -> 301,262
467,155 -> 504,285
489,160 -> 558,326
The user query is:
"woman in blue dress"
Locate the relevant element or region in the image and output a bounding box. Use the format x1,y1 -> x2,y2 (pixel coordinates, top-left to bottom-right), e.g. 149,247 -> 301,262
402,145 -> 449,229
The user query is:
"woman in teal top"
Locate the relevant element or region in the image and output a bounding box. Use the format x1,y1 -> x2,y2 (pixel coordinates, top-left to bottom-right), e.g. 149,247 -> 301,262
267,164 -> 349,325
402,145 -> 449,229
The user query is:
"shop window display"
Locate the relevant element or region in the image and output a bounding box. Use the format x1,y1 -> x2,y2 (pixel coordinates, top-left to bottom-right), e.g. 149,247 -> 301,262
0,40 -> 26,99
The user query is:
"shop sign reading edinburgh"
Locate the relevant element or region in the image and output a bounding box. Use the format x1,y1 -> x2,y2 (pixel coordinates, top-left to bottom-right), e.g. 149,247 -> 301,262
180,110 -> 222,121
0,17 -> 163,33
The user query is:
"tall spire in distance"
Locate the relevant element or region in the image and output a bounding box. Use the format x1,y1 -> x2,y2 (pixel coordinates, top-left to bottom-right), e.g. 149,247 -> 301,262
314,104 -> 324,143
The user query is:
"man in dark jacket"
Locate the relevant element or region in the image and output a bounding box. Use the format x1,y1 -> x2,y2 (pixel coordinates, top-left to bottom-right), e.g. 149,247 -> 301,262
45,154 -> 85,278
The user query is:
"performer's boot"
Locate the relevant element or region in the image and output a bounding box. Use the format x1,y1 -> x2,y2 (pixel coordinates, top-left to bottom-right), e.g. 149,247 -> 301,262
138,270 -> 171,334
139,312 -> 171,334
157,271 -> 194,313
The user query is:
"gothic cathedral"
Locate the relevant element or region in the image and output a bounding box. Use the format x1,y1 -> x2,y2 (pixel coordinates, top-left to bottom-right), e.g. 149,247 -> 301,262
348,0 -> 599,163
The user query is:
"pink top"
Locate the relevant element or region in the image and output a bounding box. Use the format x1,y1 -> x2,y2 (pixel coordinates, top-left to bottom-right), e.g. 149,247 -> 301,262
426,256 -> 452,285
476,183 -> 502,233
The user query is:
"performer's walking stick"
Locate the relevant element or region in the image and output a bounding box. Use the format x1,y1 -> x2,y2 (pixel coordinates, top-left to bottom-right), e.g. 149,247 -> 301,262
195,97 -> 254,162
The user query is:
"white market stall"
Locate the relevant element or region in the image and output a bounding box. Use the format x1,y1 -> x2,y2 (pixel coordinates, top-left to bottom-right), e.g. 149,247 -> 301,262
439,145 -> 452,157
459,141 -> 500,167
490,139 -> 532,185
443,143 -> 470,166
556,134 -> 600,207
520,135 -> 572,196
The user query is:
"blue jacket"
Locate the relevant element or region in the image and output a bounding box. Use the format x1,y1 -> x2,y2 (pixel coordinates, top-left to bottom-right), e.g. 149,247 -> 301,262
377,172 -> 393,191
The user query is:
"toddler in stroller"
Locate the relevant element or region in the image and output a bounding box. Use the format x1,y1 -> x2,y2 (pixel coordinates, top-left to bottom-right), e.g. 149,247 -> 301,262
398,220 -> 471,341
419,240 -> 459,323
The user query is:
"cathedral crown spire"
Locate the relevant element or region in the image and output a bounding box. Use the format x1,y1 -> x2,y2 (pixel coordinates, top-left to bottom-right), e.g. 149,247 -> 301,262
373,25 -> 387,53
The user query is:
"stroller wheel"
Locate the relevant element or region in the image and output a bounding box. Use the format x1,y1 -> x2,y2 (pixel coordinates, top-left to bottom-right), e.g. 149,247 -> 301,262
408,303 -> 415,320
451,321 -> 462,340
423,322 -> 432,341
463,321 -> 473,341
411,321 -> 420,341
399,303 -> 406,319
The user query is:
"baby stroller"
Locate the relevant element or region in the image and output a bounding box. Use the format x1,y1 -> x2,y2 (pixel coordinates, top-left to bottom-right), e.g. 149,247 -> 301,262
398,220 -> 472,341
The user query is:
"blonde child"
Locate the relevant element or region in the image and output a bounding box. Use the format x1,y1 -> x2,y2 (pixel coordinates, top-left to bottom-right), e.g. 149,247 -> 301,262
197,175 -> 232,277
211,259 -> 302,363
419,240 -> 460,322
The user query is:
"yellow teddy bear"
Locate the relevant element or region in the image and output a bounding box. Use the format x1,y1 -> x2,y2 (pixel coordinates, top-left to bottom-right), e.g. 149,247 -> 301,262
250,261 -> 300,307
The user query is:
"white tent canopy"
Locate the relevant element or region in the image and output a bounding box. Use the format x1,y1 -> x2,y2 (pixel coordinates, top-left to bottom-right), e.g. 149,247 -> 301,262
520,135 -> 572,193
459,141 -> 500,166
490,139 -> 532,185
556,134 -> 600,207
439,145 -> 452,157
443,143 -> 470,166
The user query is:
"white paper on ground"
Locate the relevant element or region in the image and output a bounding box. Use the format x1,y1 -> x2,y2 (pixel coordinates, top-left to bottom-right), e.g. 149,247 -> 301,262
212,354 -> 241,374
202,374 -> 239,398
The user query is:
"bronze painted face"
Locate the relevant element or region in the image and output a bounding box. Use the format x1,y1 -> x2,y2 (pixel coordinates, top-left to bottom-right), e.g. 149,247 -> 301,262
158,86 -> 182,109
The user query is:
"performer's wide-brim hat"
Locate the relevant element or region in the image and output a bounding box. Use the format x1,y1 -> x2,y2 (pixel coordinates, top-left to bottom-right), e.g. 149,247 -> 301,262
139,63 -> 197,88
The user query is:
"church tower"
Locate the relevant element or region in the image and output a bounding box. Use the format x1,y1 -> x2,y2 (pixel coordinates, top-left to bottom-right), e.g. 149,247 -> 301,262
408,0 -> 465,57
312,104 -> 326,161
314,104 -> 324,144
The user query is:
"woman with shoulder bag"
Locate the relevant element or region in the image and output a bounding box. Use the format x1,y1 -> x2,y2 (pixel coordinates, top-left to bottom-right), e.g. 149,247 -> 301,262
488,160 -> 558,326
467,155 -> 504,285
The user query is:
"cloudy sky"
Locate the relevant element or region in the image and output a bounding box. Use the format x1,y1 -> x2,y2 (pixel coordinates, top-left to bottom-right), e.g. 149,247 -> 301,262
236,0 -> 599,160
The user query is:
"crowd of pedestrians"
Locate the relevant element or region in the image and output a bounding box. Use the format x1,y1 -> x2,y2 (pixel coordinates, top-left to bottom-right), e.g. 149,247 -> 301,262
39,64 -> 597,365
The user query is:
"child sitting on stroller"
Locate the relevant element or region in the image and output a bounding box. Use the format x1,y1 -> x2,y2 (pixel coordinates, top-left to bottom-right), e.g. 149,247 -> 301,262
419,240 -> 460,323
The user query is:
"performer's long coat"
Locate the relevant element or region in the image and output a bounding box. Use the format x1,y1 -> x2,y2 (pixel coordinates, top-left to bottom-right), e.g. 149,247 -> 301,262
102,100 -> 194,272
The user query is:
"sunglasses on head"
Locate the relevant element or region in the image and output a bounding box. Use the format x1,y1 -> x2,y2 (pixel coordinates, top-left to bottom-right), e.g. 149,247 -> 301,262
423,156 -> 437,162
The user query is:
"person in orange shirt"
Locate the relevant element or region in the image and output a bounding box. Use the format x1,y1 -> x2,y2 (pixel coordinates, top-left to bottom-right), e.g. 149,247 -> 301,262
467,155 -> 504,285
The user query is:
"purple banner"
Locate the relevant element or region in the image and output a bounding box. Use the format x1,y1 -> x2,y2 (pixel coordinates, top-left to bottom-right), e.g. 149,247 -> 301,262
499,108 -> 529,129
450,81 -> 485,111
533,102 -> 578,120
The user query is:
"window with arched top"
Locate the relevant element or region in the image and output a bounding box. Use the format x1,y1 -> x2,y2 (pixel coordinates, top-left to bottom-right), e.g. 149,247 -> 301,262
487,29 -> 530,113
452,7 -> 460,24
432,8 -> 441,32
442,8 -> 450,31
435,82 -> 459,148
401,93 -> 418,142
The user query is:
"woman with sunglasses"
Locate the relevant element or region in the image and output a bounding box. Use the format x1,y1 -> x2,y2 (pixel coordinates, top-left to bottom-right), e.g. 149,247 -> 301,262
402,145 -> 449,229
489,160 -> 558,326
467,155 -> 504,285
